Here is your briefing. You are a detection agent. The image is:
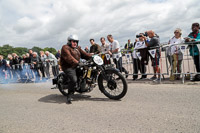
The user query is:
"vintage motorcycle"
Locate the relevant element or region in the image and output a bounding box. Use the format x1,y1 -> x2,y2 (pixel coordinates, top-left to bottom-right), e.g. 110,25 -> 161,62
52,55 -> 128,100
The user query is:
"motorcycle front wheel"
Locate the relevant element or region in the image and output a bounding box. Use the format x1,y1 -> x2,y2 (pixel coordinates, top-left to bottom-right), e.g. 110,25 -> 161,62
98,69 -> 128,100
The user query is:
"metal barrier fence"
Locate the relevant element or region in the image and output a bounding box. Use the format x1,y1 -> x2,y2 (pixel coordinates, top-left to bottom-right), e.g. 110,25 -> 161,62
0,61 -> 59,84
105,41 -> 200,83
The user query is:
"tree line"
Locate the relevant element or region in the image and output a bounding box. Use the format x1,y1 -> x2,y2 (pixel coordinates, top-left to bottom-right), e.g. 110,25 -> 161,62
0,44 -> 57,59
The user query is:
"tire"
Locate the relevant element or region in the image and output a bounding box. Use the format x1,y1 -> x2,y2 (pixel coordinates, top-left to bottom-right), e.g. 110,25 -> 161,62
57,73 -> 69,96
98,69 -> 128,100
58,83 -> 68,96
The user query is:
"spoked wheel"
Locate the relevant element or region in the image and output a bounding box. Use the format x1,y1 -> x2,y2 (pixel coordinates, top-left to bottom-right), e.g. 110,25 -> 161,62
57,74 -> 69,96
58,83 -> 69,96
98,69 -> 128,100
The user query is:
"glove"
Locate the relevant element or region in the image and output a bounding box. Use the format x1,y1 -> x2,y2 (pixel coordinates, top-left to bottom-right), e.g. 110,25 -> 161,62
78,62 -> 85,67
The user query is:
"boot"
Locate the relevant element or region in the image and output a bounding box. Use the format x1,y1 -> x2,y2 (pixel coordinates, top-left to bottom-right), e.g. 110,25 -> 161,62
66,93 -> 72,104
170,54 -> 177,81
81,87 -> 89,92
169,75 -> 175,81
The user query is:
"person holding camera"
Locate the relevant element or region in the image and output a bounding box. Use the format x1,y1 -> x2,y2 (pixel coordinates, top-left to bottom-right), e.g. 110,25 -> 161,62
142,30 -> 161,81
132,33 -> 148,80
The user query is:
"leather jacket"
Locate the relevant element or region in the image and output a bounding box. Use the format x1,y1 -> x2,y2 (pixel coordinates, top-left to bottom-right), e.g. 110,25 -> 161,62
60,44 -> 92,70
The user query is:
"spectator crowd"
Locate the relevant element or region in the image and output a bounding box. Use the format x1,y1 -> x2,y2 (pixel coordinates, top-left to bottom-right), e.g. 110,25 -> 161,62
0,22 -> 200,83
0,49 -> 60,83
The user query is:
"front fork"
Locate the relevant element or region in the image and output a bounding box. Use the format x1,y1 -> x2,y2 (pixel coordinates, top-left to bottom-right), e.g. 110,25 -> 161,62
98,66 -> 110,82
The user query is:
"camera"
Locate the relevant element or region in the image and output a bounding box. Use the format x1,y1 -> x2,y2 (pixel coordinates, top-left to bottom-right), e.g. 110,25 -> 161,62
136,32 -> 148,38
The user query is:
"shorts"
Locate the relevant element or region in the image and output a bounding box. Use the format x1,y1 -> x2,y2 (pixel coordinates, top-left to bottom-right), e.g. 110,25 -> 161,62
150,50 -> 160,67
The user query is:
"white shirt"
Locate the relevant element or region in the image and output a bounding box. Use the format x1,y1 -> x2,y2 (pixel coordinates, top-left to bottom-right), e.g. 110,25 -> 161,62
46,53 -> 58,66
40,54 -> 47,62
133,41 -> 146,59
101,43 -> 110,53
109,40 -> 122,58
168,37 -> 184,55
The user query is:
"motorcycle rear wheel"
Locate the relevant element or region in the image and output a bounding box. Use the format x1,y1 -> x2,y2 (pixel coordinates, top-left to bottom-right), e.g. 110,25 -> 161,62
58,84 -> 69,96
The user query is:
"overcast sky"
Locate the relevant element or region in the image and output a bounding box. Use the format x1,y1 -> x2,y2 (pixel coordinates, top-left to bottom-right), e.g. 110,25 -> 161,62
0,0 -> 199,50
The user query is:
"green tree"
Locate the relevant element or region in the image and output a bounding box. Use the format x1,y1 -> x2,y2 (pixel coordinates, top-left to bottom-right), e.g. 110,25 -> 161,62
0,44 -> 14,58
43,47 -> 57,55
13,47 -> 28,56
32,46 -> 43,54
0,44 -> 58,58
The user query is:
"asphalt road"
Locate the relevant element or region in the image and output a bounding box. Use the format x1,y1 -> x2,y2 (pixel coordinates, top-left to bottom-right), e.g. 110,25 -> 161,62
0,81 -> 200,133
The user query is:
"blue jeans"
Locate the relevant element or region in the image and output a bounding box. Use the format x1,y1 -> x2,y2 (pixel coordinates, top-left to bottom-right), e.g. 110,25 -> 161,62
113,57 -> 122,72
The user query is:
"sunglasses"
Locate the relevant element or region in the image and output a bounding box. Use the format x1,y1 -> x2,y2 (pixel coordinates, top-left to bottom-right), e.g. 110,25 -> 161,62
174,32 -> 179,34
71,40 -> 78,43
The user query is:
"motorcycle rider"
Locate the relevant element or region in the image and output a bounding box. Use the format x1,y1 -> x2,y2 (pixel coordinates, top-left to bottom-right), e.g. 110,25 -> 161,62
60,34 -> 92,104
